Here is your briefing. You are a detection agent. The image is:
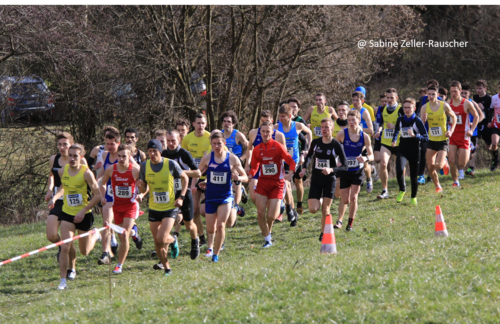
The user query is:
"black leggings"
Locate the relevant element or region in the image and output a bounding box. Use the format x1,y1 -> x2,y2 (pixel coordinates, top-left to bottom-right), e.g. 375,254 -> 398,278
396,147 -> 420,198
418,141 -> 427,176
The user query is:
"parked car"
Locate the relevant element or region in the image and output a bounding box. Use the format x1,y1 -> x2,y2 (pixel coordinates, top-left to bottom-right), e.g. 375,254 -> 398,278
1,76 -> 55,123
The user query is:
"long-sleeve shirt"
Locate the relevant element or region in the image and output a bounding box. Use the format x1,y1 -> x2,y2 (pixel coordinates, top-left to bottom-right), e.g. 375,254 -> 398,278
249,138 -> 296,181
302,137 -> 348,180
392,114 -> 429,146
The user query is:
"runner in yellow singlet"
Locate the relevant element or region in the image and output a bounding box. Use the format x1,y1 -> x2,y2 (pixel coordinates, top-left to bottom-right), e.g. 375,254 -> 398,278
303,92 -> 338,140
420,85 -> 457,193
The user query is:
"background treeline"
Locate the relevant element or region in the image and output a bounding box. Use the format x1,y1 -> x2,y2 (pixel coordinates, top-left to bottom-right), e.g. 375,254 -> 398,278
1,5 -> 499,223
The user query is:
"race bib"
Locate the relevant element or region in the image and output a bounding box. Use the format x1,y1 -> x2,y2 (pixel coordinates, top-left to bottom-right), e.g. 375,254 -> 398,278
430,127 -> 443,137
194,158 -> 202,167
314,127 -> 322,136
153,191 -> 170,204
174,178 -> 182,192
456,115 -> 462,125
384,128 -> 394,139
496,114 -> 500,123
315,159 -> 330,169
262,164 -> 278,176
210,172 -> 227,184
287,147 -> 294,156
53,186 -> 63,200
67,194 -> 82,207
115,186 -> 132,198
401,127 -> 412,138
346,157 -> 360,168
107,185 -> 113,197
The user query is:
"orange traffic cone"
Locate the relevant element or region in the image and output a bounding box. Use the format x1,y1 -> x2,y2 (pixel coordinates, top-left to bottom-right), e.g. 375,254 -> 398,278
435,205 -> 449,237
320,214 -> 337,254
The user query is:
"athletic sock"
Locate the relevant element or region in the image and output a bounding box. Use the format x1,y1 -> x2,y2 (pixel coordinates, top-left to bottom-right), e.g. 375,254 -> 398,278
286,204 -> 291,213
493,149 -> 499,161
173,232 -> 180,238
297,201 -> 302,208
458,170 -> 464,178
199,234 -> 206,243
60,278 -> 67,284
348,218 -> 354,227
454,181 -> 460,186
111,233 -> 118,247
264,234 -> 272,242
116,263 -> 122,268
130,228 -> 137,240
367,177 -> 372,183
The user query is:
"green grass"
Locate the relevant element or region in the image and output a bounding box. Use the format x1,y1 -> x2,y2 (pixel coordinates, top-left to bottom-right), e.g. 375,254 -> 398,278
1,170 -> 500,323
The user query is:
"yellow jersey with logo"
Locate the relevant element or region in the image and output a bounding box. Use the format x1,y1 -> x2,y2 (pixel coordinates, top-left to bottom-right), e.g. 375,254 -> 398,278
381,105 -> 401,147
61,164 -> 90,216
332,119 -> 346,138
311,106 -> 331,139
426,101 -> 447,142
146,158 -> 176,211
350,103 -> 375,121
181,130 -> 211,179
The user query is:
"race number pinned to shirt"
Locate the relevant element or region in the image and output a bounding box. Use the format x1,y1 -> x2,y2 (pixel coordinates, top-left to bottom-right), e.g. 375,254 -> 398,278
262,164 -> 278,176
314,127 -> 322,137
107,185 -> 113,197
67,194 -> 83,207
456,115 -> 462,125
315,159 -> 330,169
496,114 -> 500,123
210,172 -> 227,184
384,128 -> 394,139
115,186 -> 132,198
194,158 -> 202,167
287,147 -> 294,156
53,186 -> 63,200
401,127 -> 412,138
430,127 -> 443,137
346,157 -> 360,168
153,192 -> 170,204
174,178 -> 182,192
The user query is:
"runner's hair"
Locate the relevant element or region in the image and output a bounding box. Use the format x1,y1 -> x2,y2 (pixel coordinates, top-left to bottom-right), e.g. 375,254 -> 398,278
69,143 -> 86,156
155,129 -> 167,137
105,130 -> 121,143
352,91 -> 365,100
56,132 -> 74,144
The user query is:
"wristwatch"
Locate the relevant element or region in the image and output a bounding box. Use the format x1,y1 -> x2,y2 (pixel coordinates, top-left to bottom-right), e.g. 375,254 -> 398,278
179,195 -> 185,200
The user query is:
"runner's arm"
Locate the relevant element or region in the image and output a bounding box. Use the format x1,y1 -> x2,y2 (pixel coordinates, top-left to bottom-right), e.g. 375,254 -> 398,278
278,142 -> 296,171
362,110 -> 374,135
45,155 -> 56,201
329,107 -> 338,121
302,139 -> 317,169
230,155 -> 249,183
296,122 -> 312,148
443,103 -> 457,133
303,106 -> 314,123
332,140 -> 348,173
363,135 -> 374,162
466,100 -> 479,132
51,168 -> 65,202
472,100 -> 484,123
99,166 -> 112,204
181,150 -> 202,178
248,145 -> 261,178
77,170 -> 101,219
170,160 -> 188,197
137,162 -> 149,194
391,118 -> 402,143
236,132 -> 249,162
414,118 -> 429,142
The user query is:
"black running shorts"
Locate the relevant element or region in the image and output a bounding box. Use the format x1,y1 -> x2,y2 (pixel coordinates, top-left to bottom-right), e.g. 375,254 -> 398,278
308,177 -> 336,200
58,211 -> 94,232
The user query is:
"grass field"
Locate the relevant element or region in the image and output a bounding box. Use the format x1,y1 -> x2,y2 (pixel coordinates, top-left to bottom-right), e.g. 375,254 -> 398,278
1,170 -> 500,323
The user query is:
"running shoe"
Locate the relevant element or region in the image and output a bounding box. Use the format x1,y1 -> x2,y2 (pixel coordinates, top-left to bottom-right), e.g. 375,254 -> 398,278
411,198 -> 417,205
241,186 -> 248,204
153,262 -> 164,270
112,266 -> 122,274
333,220 -> 342,229
452,182 -> 461,188
290,209 -> 298,227
275,214 -> 283,222
426,176 -> 431,182
91,228 -> 101,242
443,161 -> 450,175
57,246 -> 61,263
131,225 -> 143,250
417,175 -> 425,185
366,180 -> 373,193
236,204 -> 245,217
58,281 -> 67,290
458,172 -> 465,180
262,241 -> 273,248
465,168 -> 475,176
164,269 -> 172,276
491,159 -> 499,172
151,250 -> 157,257
204,248 -> 213,258
346,225 -> 353,232
377,190 -> 389,199
190,238 -> 200,260
111,243 -> 118,257
66,269 -> 76,280
97,252 -> 110,265
212,255 -> 219,263
170,237 -> 179,259
318,233 -> 323,242
396,191 -> 406,203
435,186 -> 443,194
287,208 -> 295,222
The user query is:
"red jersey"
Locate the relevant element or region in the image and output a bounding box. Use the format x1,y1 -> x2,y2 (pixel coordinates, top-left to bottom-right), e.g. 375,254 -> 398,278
111,163 -> 137,207
249,138 -> 296,181
450,98 -> 470,139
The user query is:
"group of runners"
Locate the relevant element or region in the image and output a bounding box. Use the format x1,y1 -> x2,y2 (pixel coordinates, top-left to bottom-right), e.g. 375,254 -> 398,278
44,79 -> 500,290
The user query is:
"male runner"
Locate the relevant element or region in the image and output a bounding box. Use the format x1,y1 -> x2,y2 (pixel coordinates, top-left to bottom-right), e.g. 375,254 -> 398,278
421,85 -> 456,193
47,144 -> 101,290
249,121 -> 295,247
100,144 -> 143,274
221,110 -> 249,211
303,92 -> 338,140
197,131 -> 248,262
447,81 -> 478,186
155,129 -> 168,151
124,127 -> 146,163
182,113 -> 211,246
335,110 -> 373,231
275,104 -> 312,227
137,139 -> 188,276
375,88 -> 404,199
289,97 -> 309,214
350,86 -> 376,122
487,80 -> 500,171
300,118 -> 347,241
96,130 -> 121,264
373,94 -> 387,164
44,132 -> 87,263
461,83 -> 484,175
469,79 -> 492,175
351,91 -> 374,193
176,118 -> 190,140
161,130 -> 201,264
332,102 -> 349,200
246,110 -> 287,205
88,126 -> 119,174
